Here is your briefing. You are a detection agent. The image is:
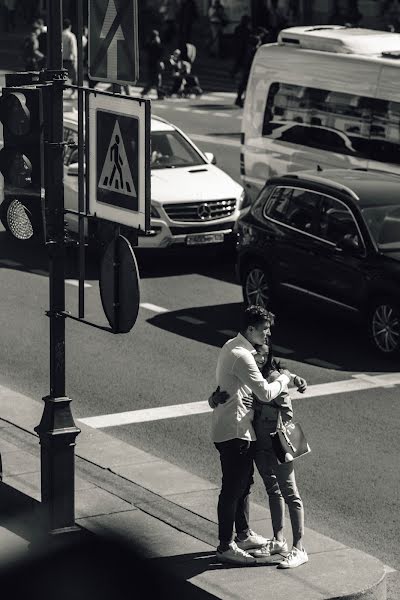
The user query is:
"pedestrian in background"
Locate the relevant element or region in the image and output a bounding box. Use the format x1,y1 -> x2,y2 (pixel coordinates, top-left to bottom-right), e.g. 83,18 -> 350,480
141,30 -> 166,99
266,0 -> 287,41
208,0 -> 228,58
230,14 -> 252,77
35,17 -> 47,61
209,305 -> 295,565
234,30 -> 261,107
168,48 -> 190,96
4,0 -> 17,32
158,0 -> 177,44
177,0 -> 198,46
62,18 -> 78,98
22,22 -> 44,71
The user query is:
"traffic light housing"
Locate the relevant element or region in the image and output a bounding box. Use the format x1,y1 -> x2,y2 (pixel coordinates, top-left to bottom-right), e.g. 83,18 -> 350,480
0,85 -> 45,240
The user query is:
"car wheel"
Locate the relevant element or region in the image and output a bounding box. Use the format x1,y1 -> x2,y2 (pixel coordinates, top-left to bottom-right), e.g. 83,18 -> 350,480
368,299 -> 400,356
243,262 -> 273,308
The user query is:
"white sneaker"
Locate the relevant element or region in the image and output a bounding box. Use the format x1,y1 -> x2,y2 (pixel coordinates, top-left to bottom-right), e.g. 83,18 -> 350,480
216,541 -> 257,566
252,537 -> 288,557
235,529 -> 269,550
277,547 -> 308,569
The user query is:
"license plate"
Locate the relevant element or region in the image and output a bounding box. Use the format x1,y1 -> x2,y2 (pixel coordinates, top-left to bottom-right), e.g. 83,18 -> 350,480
186,233 -> 224,246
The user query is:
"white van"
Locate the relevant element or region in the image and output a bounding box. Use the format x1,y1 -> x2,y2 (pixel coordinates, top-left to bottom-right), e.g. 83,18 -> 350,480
241,26 -> 400,202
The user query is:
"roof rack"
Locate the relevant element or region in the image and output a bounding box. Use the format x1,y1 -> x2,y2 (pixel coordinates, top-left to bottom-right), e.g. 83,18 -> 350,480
280,173 -> 359,201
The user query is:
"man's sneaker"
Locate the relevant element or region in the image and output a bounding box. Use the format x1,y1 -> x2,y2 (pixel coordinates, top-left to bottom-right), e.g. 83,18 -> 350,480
216,541 -> 257,566
277,547 -> 308,569
235,530 -> 269,550
252,538 -> 288,557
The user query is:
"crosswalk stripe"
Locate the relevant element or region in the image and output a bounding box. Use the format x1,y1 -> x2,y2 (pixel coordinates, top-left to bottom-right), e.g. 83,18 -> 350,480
79,372 -> 400,428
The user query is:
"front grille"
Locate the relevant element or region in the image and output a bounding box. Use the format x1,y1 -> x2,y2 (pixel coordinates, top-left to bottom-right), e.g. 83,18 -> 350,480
169,222 -> 235,235
164,199 -> 236,222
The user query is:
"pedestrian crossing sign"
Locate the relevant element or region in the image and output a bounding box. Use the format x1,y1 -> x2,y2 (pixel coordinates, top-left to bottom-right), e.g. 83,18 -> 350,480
88,92 -> 151,231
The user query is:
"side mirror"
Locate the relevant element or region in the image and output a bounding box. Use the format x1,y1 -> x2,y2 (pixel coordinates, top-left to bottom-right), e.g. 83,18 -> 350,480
204,152 -> 217,165
336,234 -> 361,254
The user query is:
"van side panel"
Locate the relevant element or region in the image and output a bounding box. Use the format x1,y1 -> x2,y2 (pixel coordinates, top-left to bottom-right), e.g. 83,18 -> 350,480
242,45 -> 386,201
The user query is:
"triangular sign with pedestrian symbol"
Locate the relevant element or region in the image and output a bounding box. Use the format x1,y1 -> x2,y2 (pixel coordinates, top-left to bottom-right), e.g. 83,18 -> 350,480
98,120 -> 137,197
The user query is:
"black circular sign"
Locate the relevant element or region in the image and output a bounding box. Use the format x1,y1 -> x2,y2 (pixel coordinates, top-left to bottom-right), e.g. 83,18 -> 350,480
99,234 -> 140,333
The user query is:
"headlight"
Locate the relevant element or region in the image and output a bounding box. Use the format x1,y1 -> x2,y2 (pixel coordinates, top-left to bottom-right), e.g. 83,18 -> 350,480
238,190 -> 251,210
150,203 -> 161,218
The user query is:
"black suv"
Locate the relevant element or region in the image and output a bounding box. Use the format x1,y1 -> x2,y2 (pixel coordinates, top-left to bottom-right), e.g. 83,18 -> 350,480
236,169 -> 400,356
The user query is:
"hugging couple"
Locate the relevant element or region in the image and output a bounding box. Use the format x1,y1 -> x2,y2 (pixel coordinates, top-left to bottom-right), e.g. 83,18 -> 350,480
209,305 -> 308,569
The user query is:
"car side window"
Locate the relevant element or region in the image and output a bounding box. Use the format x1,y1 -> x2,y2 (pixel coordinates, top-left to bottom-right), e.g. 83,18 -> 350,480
263,187 -> 292,223
285,189 -> 319,233
317,196 -> 361,247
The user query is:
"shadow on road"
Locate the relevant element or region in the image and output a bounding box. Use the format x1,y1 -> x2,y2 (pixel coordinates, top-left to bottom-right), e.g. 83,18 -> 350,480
146,301 -> 399,373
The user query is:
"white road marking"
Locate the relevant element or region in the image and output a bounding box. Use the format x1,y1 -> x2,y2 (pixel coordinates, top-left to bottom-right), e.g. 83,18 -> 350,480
384,564 -> 397,574
177,315 -> 205,325
217,113 -> 231,118
0,259 -> 21,267
79,372 -> 400,428
65,279 -> 92,288
175,107 -> 189,111
140,302 -> 169,313
306,358 -> 339,369
219,329 -> 237,337
273,345 -> 294,356
79,400 -> 211,428
189,133 -> 240,148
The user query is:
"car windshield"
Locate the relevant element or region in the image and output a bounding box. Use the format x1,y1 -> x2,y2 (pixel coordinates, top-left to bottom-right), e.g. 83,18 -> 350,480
150,130 -> 205,169
362,205 -> 400,250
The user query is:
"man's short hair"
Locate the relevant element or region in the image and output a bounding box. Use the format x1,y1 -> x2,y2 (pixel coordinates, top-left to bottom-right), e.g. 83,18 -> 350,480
242,305 -> 275,330
63,18 -> 72,30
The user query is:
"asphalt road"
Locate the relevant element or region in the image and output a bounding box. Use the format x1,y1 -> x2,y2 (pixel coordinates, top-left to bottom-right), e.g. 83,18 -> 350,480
0,91 -> 399,596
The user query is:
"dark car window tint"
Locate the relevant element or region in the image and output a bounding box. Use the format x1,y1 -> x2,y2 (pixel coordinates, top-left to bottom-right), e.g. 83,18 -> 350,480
264,186 -> 318,233
318,197 -> 360,246
286,189 -> 318,233
264,187 -> 292,223
262,82 -> 400,165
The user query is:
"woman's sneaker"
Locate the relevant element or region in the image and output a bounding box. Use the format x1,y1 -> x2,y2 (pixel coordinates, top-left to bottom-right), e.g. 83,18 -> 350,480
235,530 -> 269,550
216,541 -> 257,566
252,537 -> 288,557
277,547 -> 308,569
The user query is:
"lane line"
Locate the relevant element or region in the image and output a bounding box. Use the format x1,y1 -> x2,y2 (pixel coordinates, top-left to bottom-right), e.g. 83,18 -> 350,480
65,279 -> 92,288
140,302 -> 169,314
189,133 -> 240,148
78,372 -> 400,428
176,315 -> 205,325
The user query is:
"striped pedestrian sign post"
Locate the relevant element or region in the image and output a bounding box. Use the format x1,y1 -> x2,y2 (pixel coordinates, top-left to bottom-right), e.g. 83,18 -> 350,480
89,0 -> 139,86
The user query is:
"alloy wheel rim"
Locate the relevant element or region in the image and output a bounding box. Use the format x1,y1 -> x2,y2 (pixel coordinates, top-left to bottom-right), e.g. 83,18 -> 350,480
245,268 -> 270,307
372,304 -> 400,353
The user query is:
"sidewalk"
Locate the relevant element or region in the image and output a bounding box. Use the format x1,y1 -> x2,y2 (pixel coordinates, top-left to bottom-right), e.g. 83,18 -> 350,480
0,382 -> 388,600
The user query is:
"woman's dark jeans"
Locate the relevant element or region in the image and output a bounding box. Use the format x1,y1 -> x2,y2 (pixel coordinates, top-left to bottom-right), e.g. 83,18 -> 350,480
214,438 -> 256,545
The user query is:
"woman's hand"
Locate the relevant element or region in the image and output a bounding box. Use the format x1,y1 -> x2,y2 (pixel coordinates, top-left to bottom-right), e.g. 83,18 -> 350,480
294,375 -> 307,393
208,386 -> 229,408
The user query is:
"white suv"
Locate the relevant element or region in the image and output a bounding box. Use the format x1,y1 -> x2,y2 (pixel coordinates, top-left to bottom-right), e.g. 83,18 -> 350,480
63,112 -> 246,249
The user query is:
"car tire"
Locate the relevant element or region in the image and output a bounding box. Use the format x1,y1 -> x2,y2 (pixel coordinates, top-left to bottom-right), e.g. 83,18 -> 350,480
367,298 -> 400,357
242,261 -> 274,309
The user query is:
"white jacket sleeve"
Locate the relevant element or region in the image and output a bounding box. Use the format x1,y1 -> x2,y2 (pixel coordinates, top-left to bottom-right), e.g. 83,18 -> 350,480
233,352 -> 290,403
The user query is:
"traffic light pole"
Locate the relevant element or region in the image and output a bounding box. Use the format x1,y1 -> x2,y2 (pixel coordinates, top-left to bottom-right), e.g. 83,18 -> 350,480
34,0 -> 80,534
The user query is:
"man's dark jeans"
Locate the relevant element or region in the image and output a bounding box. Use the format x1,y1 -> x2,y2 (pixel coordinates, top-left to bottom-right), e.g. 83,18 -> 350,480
214,438 -> 256,545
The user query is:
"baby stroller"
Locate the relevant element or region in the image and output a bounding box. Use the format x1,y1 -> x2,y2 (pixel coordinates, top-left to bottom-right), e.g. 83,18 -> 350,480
169,44 -> 203,97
